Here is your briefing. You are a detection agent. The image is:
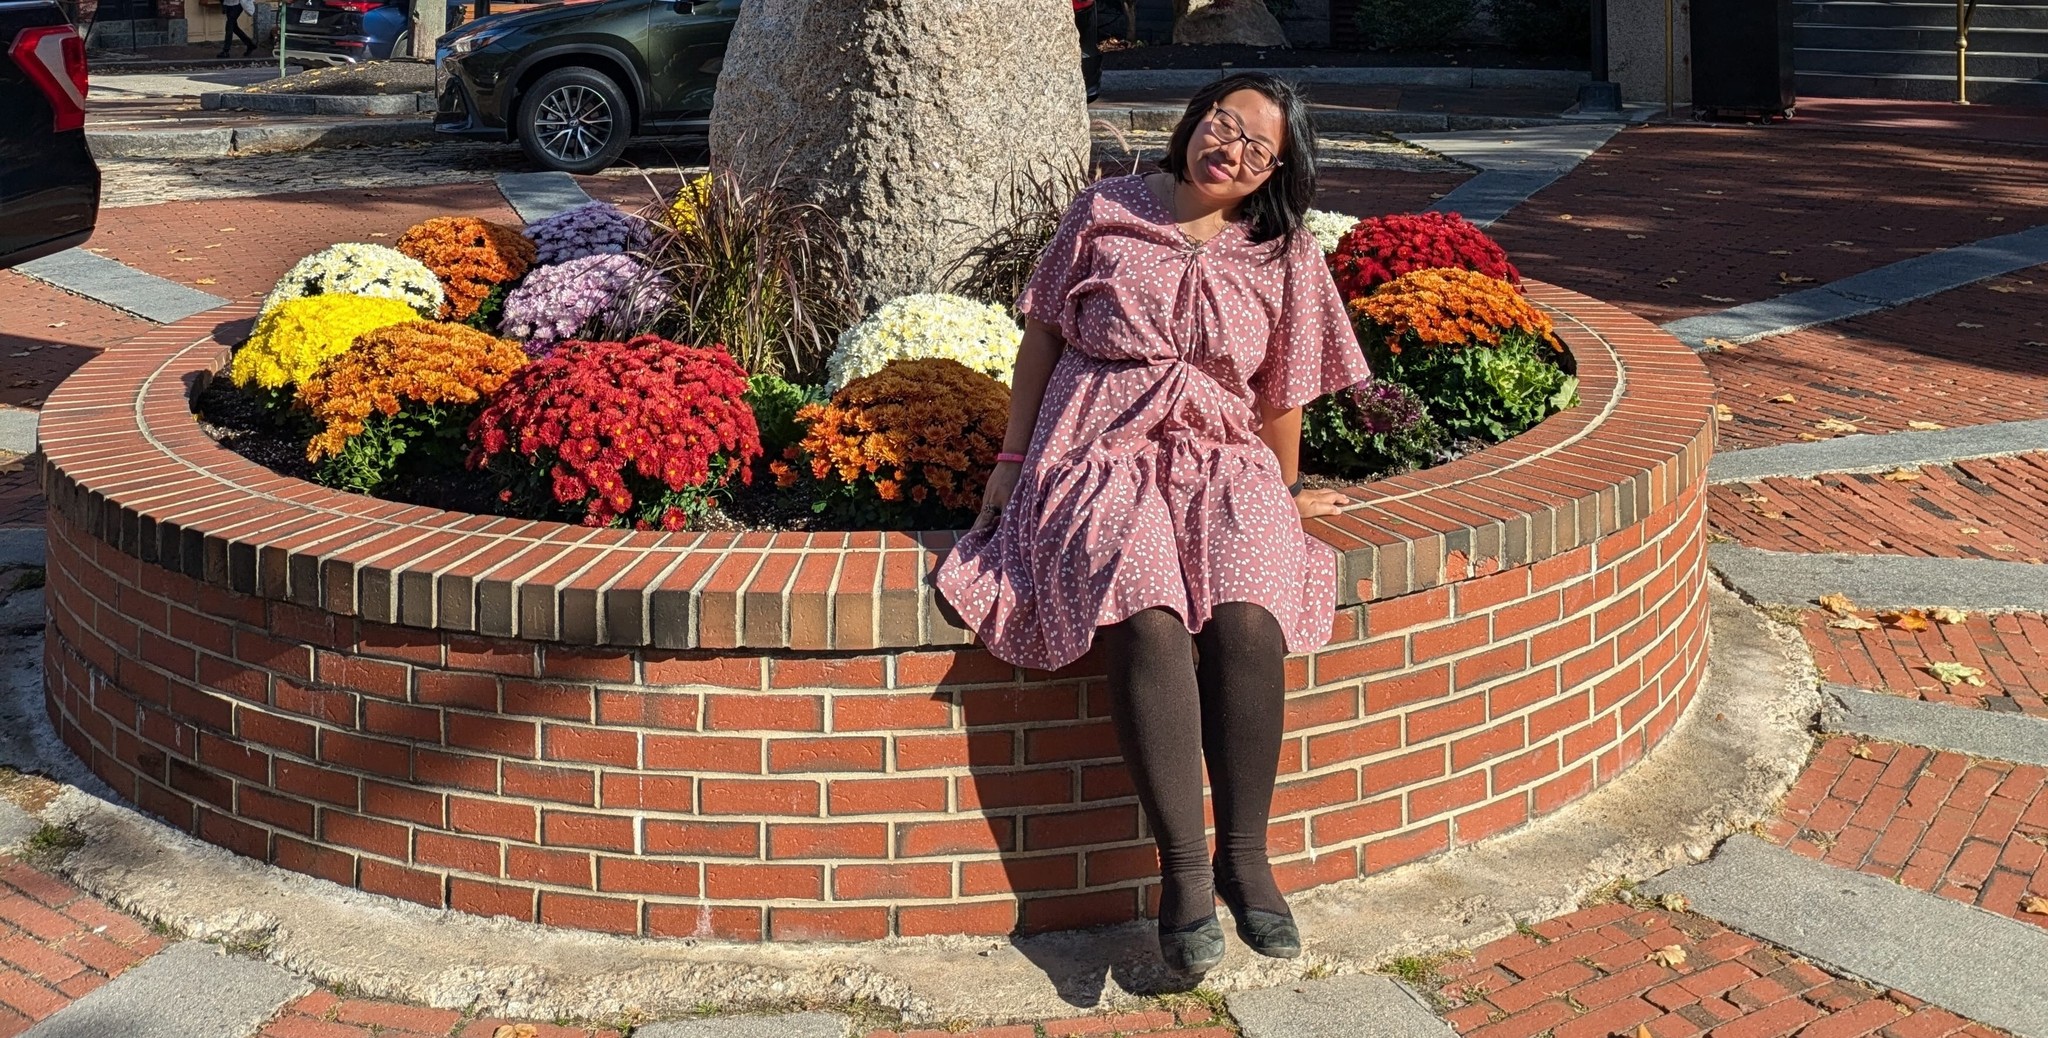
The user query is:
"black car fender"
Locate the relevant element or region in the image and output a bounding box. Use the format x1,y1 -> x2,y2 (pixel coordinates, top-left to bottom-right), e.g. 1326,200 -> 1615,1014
503,43 -> 651,132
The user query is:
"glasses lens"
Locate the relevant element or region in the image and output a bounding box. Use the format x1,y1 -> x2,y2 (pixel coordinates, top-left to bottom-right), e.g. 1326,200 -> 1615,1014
1211,107 -> 1275,172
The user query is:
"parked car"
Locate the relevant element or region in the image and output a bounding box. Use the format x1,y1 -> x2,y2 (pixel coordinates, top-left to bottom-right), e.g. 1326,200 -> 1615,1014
282,0 -> 466,64
2,0 -> 98,269
434,0 -> 1104,173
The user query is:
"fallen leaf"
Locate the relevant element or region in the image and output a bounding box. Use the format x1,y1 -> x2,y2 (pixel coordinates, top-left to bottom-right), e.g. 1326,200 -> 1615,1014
1741,493 -> 1769,504
1927,661 -> 1986,687
1659,892 -> 1690,912
1769,393 -> 1797,403
2023,896 -> 2048,916
1957,322 -> 1984,329
1659,276 -> 1680,286
194,278 -> 218,285
1987,215 -> 2006,222
492,1026 -> 540,1038
1931,607 -> 1968,625
1649,945 -> 1688,968
1850,743 -> 1872,759
1703,337 -> 1737,350
1879,609 -> 1932,632
1829,616 -> 1880,630
1818,593 -> 1860,617
1815,417 -> 1860,434
46,321 -> 66,329
0,459 -> 20,475
1627,233 -> 1647,239
1880,468 -> 1921,482
217,227 -> 237,232
1715,404 -> 1734,421
1994,544 -> 2018,552
1778,272 -> 1816,284
1797,433 -> 1827,441
1637,1026 -> 1654,1038
1768,249 -> 1793,255
1559,214 -> 1574,221
1987,284 -> 2017,293
1906,420 -> 1945,431
1701,294 -> 1737,303
1959,526 -> 1981,535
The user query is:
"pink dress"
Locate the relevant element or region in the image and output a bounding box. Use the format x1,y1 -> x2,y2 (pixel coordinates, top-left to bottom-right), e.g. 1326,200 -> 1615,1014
935,175 -> 1372,672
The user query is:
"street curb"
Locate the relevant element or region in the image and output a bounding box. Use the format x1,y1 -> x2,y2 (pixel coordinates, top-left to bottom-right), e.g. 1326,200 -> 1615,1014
18,942 -> 312,1038
199,89 -> 434,116
1101,66 -> 1590,92
1820,684 -> 2048,768
1706,418 -> 2048,483
1708,543 -> 2048,612
87,118 -> 434,159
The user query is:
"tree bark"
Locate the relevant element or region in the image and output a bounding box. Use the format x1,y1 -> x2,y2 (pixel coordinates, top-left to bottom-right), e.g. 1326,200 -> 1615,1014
710,0 -> 1092,314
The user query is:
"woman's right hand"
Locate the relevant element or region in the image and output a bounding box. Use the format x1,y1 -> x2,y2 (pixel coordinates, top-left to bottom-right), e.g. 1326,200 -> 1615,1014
973,461 -> 1022,531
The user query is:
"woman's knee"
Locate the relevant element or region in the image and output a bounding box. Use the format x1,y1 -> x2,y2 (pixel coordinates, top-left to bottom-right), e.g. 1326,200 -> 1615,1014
1202,602 -> 1283,651
1108,606 -> 1192,655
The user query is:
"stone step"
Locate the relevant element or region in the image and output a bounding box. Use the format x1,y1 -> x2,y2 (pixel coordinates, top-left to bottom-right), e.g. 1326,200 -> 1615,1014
1793,0 -> 2048,31
1795,44 -> 2048,79
1795,67 -> 2048,103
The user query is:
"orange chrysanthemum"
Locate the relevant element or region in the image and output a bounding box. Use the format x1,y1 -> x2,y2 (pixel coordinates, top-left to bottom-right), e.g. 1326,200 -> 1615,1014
395,217 -> 536,321
1349,267 -> 1556,355
298,321 -> 529,462
787,358 -> 1008,521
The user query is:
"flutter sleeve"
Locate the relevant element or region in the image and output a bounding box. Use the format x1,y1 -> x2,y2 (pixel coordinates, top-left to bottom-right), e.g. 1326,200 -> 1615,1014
1252,233 -> 1374,411
1015,186 -> 1098,338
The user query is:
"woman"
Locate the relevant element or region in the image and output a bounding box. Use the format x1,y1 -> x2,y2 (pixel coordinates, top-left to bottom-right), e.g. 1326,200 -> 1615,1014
218,0 -> 258,57
935,72 -> 1369,975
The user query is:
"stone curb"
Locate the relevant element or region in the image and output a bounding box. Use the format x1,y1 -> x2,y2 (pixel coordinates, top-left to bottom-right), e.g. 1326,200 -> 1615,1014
19,941 -> 312,1038
1706,418 -> 2048,483
86,119 -> 434,159
14,248 -> 229,323
1708,544 -> 2048,612
636,1013 -> 849,1038
1092,103 -> 1571,135
1820,684 -> 2048,768
199,89 -> 435,116
1101,66 -> 1591,92
1641,836 -> 2048,1038
496,170 -> 595,224
1229,974 -> 1457,1038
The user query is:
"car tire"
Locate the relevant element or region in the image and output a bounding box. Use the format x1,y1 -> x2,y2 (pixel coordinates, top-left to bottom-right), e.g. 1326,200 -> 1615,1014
516,67 -> 631,174
388,30 -> 409,59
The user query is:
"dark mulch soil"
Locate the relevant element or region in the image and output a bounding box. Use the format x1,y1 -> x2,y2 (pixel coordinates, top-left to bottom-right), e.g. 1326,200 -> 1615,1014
1098,42 -> 1584,71
244,60 -> 434,95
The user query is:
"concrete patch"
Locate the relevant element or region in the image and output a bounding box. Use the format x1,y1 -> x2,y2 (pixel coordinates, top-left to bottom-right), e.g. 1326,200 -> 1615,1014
230,120 -> 435,153
19,941 -> 311,1038
637,1012 -> 848,1038
199,90 -> 432,116
0,799 -> 37,856
13,250 -> 227,324
1641,836 -> 2048,1038
1427,171 -> 1567,227
1665,223 -> 2048,349
1710,544 -> 2048,612
0,528 -> 46,568
1396,123 -> 1621,172
87,127 -> 235,160
1708,419 -> 2048,483
1230,974 -> 1456,1038
497,172 -> 595,225
0,586 -> 1816,1026
0,407 -> 37,455
0,589 -> 44,635
1821,684 -> 2048,768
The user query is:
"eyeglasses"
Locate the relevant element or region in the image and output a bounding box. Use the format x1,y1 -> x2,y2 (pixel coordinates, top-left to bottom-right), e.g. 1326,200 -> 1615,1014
1204,106 -> 1281,174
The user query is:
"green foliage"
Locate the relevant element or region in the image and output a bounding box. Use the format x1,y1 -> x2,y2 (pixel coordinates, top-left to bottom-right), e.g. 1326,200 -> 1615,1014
744,373 -> 825,461
464,282 -> 512,332
947,161 -> 1090,314
1302,381 -> 1446,479
1353,0 -> 1473,50
312,403 -> 477,496
1489,0 -> 1592,56
1368,327 -> 1579,443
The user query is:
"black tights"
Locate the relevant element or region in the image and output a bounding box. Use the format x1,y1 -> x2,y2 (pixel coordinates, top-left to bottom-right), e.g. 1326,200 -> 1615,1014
220,6 -> 256,54
1100,602 -> 1290,929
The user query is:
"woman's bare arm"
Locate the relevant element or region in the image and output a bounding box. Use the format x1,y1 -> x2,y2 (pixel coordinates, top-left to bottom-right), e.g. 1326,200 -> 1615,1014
1259,399 -> 1351,519
1002,318 -> 1065,453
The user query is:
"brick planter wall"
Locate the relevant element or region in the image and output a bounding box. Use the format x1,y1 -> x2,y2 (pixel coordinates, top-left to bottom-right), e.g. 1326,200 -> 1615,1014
37,282 -> 1715,941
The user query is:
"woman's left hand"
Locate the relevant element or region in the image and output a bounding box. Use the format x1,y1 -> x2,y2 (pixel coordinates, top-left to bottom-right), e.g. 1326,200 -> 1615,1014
1295,488 -> 1352,518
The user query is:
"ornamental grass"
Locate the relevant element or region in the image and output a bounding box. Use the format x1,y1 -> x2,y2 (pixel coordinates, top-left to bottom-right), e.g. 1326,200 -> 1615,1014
228,294 -> 423,393
296,322 -> 528,494
825,293 -> 1022,393
774,358 -> 1009,529
1328,211 -> 1520,301
259,242 -> 445,320
394,216 -> 536,323
468,335 -> 762,530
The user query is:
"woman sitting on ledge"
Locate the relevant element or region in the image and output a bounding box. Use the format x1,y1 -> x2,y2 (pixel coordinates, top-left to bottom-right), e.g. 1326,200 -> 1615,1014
937,72 -> 1370,976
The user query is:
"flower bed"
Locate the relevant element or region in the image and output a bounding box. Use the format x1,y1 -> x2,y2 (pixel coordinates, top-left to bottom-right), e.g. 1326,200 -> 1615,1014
38,272 -> 1715,941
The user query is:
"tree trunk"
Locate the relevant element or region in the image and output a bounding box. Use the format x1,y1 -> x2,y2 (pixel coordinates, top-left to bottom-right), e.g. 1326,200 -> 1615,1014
411,0 -> 444,60
710,0 -> 1092,314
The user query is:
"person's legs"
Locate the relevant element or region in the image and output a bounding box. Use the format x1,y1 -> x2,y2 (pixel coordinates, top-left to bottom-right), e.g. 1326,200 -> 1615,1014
1193,601 -> 1291,918
230,7 -> 258,54
1099,607 -> 1214,930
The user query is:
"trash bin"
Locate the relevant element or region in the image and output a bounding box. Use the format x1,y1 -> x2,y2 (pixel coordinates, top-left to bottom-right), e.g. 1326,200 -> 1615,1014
1691,0 -> 1796,119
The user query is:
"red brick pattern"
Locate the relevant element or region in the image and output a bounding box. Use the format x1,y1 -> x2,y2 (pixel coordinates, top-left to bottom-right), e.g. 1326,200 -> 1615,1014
862,1003 -> 1226,1038
1766,737 -> 2048,930
35,282 -> 1715,938
1707,455 -> 2048,562
254,990 -> 623,1038
1705,269 -> 2048,452
1798,611 -> 2048,716
0,858 -> 166,1036
1436,904 -> 2002,1038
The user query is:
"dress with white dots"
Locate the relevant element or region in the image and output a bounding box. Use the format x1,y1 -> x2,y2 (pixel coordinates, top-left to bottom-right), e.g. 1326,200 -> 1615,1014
935,174 -> 1372,671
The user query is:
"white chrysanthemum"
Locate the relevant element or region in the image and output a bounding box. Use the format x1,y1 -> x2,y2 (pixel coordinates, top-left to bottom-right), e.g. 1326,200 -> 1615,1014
1305,209 -> 1361,255
259,242 -> 445,320
825,293 -> 1023,393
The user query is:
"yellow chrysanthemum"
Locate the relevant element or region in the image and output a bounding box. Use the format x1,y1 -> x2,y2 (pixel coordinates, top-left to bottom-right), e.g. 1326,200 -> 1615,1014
228,294 -> 422,392
667,174 -> 713,235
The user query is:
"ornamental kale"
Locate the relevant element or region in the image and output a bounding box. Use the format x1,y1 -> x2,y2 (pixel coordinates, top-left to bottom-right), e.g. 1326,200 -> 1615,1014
1303,379 -> 1446,479
522,201 -> 656,266
498,254 -> 671,355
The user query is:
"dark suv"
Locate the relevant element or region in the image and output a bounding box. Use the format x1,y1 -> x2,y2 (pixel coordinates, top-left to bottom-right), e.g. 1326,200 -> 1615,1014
434,0 -> 1102,173
3,0 -> 98,268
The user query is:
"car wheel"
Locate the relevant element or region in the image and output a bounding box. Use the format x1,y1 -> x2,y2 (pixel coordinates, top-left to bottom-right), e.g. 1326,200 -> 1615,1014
388,30 -> 409,59
517,67 -> 631,174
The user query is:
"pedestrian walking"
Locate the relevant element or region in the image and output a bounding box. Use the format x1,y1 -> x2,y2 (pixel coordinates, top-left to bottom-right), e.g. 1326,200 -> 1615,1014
218,0 -> 259,58
936,72 -> 1369,976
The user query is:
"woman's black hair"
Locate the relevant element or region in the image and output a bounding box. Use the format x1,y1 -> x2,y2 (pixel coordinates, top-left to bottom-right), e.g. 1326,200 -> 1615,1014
1159,72 -> 1317,251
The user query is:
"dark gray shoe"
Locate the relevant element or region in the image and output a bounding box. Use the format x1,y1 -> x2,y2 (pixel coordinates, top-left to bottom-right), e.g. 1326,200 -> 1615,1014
1233,907 -> 1301,959
1158,915 -> 1226,975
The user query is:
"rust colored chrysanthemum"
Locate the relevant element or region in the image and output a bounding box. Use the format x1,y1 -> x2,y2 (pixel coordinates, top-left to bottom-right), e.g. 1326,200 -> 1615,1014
395,216 -> 537,321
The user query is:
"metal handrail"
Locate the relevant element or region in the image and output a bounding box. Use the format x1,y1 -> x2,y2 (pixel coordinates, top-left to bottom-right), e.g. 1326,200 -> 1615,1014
1955,0 -> 1979,103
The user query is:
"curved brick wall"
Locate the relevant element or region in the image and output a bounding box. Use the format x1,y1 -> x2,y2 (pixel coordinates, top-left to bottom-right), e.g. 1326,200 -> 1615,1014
38,282 -> 1715,941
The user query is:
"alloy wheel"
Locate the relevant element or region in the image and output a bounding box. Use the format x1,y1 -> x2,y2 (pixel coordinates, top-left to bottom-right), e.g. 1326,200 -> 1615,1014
532,84 -> 614,164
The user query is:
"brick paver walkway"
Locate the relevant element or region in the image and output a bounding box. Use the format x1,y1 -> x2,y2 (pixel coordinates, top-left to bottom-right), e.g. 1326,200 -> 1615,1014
1796,609 -> 2048,715
1767,737 -> 2048,929
0,859 -> 165,1036
1708,455 -> 2048,562
255,991 -> 624,1038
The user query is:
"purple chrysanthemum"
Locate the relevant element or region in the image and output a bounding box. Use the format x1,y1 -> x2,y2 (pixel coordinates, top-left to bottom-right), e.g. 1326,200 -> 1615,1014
499,254 -> 671,355
522,202 -> 656,266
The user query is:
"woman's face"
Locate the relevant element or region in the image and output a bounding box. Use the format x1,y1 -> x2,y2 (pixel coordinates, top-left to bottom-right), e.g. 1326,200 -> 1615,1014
1181,89 -> 1287,206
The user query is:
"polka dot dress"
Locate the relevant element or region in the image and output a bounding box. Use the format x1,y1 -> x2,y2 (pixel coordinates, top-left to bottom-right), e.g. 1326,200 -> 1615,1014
936,175 -> 1372,672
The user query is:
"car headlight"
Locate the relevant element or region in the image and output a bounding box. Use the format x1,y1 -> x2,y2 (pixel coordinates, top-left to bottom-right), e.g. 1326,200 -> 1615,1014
448,26 -> 509,56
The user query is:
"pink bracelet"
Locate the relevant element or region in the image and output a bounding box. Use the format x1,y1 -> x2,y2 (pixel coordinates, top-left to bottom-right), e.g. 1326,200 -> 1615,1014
995,452 -> 1027,464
